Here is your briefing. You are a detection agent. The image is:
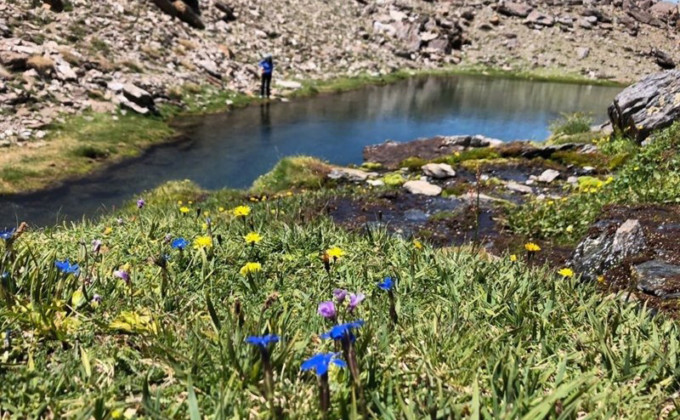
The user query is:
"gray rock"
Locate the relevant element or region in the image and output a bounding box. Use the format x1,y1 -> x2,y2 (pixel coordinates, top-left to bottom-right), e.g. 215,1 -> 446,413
506,181 -> 534,194
524,11 -> 555,27
328,167 -> 372,182
608,70 -> 680,143
572,219 -> 647,281
538,169 -> 560,183
55,63 -> 77,81
497,2 -> 533,18
576,47 -> 590,60
634,260 -> 680,299
403,180 -> 442,196
421,163 -> 456,179
123,83 -> 154,110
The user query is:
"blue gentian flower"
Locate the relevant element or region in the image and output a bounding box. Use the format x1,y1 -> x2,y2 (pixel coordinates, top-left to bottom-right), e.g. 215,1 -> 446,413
171,238 -> 189,250
1,272 -> 9,280
0,228 -> 15,241
246,334 -> 280,347
301,352 -> 347,376
321,320 -> 364,341
55,259 -> 80,275
378,277 -> 394,291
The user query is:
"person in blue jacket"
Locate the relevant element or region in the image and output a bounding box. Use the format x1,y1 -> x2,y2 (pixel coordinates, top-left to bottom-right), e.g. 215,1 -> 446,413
259,54 -> 274,99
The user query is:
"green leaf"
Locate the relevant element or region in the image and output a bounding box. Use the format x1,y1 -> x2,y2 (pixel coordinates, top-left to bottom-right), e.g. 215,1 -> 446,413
187,379 -> 201,420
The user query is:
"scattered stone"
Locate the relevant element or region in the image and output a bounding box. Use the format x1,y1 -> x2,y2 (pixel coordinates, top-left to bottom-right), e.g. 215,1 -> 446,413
524,11 -> 555,27
55,63 -> 77,81
328,167 -> 372,182
652,49 -> 675,70
403,180 -> 442,196
506,181 -> 534,194
537,169 -> 560,183
634,260 -> 680,299
366,179 -> 384,187
576,47 -> 590,60
497,2 -> 533,18
421,163 -> 456,179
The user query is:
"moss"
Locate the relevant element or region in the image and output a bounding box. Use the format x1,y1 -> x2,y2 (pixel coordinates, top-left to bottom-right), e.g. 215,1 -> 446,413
436,148 -> 501,166
430,210 -> 457,222
383,172 -> 406,187
250,156 -> 331,195
442,183 -> 470,197
361,162 -> 383,170
549,131 -> 602,145
399,157 -> 427,171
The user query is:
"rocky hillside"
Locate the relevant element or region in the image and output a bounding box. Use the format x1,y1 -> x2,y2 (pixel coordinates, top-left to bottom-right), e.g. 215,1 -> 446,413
0,0 -> 679,150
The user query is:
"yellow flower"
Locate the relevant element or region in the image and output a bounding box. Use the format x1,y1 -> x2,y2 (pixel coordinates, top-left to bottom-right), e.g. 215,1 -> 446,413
558,268 -> 574,278
219,207 -> 225,212
244,232 -> 263,244
286,191 -> 293,196
597,275 -> 605,284
103,227 -> 113,235
193,236 -> 213,249
414,240 -> 423,250
634,166 -> 640,171
177,200 -> 183,205
249,197 -> 259,202
240,262 -> 262,276
547,200 -> 554,206
204,211 -> 211,217
566,225 -> 574,233
510,254 -> 517,262
202,223 -> 209,231
188,201 -> 193,204
326,247 -> 346,259
111,409 -> 124,419
524,242 -> 541,252
232,205 -> 251,217
179,206 -> 190,214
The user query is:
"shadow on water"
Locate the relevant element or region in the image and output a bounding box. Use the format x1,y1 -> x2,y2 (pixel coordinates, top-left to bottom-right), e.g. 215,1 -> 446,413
0,75 -> 622,227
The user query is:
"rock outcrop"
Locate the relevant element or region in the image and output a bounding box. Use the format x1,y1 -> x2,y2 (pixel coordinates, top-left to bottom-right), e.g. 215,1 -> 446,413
608,70 -> 680,143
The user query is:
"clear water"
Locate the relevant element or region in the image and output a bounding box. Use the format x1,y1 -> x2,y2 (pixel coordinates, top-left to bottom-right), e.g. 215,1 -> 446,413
0,75 -> 621,226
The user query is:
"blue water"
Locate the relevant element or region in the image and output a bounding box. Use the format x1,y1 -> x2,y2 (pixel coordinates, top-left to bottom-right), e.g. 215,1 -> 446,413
0,75 -> 621,226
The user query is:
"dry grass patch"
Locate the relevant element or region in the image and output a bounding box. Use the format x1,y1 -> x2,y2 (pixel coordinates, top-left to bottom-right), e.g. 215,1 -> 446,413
26,55 -> 55,75
177,38 -> 198,50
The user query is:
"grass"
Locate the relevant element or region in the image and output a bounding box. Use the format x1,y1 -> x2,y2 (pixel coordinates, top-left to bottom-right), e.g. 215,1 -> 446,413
1,175 -> 679,418
250,156 -> 332,195
507,123 -> 680,241
550,112 -> 593,138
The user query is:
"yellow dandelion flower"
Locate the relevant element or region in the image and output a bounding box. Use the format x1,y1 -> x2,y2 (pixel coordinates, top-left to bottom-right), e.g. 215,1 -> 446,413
219,207 -> 225,212
566,225 -> 574,233
232,205 -> 251,217
597,275 -> 605,283
524,242 -> 541,252
558,268 -> 574,278
240,262 -> 262,276
111,409 -> 124,419
177,200 -> 183,205
286,191 -> 293,196
180,206 -> 190,214
326,247 -> 346,259
249,197 -> 259,202
634,166 -> 640,171
244,232 -> 263,244
103,227 -> 113,235
193,236 -> 213,249
510,254 -> 517,262
414,240 -> 423,250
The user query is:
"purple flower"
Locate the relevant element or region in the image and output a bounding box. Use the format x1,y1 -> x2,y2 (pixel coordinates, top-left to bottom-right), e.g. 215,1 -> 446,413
114,270 -> 130,283
92,294 -> 102,304
0,228 -> 15,241
137,198 -> 145,209
321,320 -> 365,341
246,334 -> 280,347
301,352 -> 347,376
333,289 -> 348,303
92,239 -> 102,253
318,301 -> 336,319
348,293 -> 365,312
378,277 -> 394,291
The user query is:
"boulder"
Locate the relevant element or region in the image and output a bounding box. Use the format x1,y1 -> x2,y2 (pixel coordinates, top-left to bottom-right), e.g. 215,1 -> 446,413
55,62 -> 77,81
506,181 -> 534,194
0,51 -> 28,72
627,8 -> 664,27
634,260 -> 680,299
571,219 -> 646,281
121,83 -> 156,114
421,163 -> 456,179
497,2 -> 533,18
151,0 -> 205,29
524,11 -> 555,27
403,180 -> 442,196
576,47 -> 590,60
608,70 -> 680,142
328,167 -> 373,182
652,49 -> 675,70
649,1 -> 678,22
42,0 -> 64,12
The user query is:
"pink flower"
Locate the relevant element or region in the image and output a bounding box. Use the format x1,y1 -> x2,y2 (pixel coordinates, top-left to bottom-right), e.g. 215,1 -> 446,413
348,293 -> 365,312
318,301 -> 336,319
333,289 -> 348,303
114,270 -> 130,283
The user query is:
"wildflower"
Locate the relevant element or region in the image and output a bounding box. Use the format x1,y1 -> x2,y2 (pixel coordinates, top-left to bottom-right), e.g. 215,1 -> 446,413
116,218 -> 124,225
558,268 -> 574,278
301,352 -> 347,376
219,207 -> 225,212
326,247 -> 345,259
92,294 -> 102,307
232,205 -> 251,217
114,270 -> 130,283
414,240 -> 423,250
179,206 -> 190,214
348,293 -> 365,312
193,236 -> 213,249
333,289 -> 348,303
92,239 -> 102,253
510,254 -> 517,262
597,275 -> 605,284
246,334 -> 280,347
566,225 -> 574,234
1,272 -> 9,280
321,320 -> 364,341
171,238 -> 188,250
137,198 -> 145,209
240,262 -> 262,276
103,227 -> 113,235
524,242 -> 541,252
0,228 -> 15,241
318,301 -> 337,319
55,259 -> 80,275
244,232 -> 263,245
378,277 -> 394,291
177,200 -> 183,205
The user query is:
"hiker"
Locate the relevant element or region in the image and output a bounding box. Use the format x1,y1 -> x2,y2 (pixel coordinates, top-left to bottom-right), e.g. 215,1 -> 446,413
259,54 -> 274,99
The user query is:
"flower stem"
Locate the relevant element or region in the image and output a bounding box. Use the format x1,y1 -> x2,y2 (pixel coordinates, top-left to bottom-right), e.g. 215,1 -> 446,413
341,337 -> 367,417
388,290 -> 398,325
319,373 -> 330,419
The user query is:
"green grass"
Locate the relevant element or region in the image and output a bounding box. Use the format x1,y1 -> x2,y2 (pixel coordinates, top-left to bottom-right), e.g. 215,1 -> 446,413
1,177 -> 679,418
550,112 -> 593,137
250,156 -> 332,195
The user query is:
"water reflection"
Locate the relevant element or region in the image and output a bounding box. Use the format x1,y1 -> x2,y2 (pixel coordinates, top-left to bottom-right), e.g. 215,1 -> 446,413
0,75 -> 621,226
